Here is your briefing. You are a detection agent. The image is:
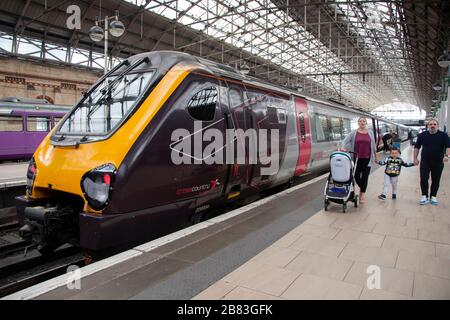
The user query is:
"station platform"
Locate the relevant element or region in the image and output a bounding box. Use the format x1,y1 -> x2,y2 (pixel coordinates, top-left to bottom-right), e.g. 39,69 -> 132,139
0,163 -> 27,188
4,146 -> 450,300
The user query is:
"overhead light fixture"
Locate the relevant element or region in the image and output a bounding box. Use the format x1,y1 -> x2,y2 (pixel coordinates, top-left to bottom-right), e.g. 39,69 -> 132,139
437,53 -> 450,68
89,12 -> 125,74
432,82 -> 442,91
109,17 -> 125,37
89,22 -> 104,42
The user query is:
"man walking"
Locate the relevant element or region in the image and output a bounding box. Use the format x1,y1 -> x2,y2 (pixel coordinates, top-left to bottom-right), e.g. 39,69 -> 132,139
413,118 -> 450,205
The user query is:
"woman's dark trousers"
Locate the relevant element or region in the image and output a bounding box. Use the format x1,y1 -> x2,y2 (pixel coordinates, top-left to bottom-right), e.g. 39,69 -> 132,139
355,158 -> 371,192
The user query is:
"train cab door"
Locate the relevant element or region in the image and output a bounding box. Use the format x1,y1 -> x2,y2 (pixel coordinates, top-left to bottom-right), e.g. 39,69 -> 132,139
142,74 -> 229,214
294,97 -> 311,176
222,82 -> 251,197
182,76 -> 229,207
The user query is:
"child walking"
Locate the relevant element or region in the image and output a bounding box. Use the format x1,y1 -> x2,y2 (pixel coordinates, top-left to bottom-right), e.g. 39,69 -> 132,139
378,147 -> 414,200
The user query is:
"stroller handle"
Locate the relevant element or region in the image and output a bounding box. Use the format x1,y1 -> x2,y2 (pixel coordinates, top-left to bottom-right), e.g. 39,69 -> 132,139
333,150 -> 358,161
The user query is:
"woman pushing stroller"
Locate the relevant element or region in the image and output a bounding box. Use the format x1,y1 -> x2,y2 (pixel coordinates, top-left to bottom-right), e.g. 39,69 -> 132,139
340,117 -> 379,204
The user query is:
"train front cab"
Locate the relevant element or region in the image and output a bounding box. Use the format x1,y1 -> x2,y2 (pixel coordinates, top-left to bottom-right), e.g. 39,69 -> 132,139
16,53 -> 203,253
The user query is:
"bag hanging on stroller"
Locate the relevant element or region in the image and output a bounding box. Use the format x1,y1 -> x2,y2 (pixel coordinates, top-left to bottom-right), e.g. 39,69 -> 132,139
324,151 -> 358,213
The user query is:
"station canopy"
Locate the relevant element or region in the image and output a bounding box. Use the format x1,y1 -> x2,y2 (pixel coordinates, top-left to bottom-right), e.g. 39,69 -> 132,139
0,0 -> 449,114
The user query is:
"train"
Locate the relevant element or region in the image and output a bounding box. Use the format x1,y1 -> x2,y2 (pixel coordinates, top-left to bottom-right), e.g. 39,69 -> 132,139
15,51 -> 414,255
0,97 -> 71,161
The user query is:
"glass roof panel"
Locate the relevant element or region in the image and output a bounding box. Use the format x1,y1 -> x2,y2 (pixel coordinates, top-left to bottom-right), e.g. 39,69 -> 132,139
124,0 -> 423,110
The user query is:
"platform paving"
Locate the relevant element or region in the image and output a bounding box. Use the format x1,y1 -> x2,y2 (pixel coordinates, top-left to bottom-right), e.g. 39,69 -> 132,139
194,146 -> 450,300
0,163 -> 27,188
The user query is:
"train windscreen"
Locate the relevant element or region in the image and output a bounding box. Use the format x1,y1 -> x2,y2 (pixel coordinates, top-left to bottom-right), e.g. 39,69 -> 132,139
57,59 -> 154,136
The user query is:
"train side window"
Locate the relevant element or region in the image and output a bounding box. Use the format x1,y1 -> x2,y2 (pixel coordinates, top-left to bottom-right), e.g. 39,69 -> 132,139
330,117 -> 342,141
229,87 -> 244,109
228,85 -> 247,130
315,114 -> 330,142
342,118 -> 351,136
266,107 -> 286,124
0,115 -> 23,132
267,106 -> 278,123
277,108 -> 286,124
187,87 -> 217,121
298,112 -> 306,143
27,116 -> 50,132
350,117 -> 359,130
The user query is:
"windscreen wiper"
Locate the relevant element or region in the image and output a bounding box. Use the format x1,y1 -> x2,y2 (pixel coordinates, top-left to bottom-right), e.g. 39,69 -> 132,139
50,135 -> 79,148
100,56 -> 150,96
51,134 -> 66,142
50,134 -> 89,148
87,57 -> 150,118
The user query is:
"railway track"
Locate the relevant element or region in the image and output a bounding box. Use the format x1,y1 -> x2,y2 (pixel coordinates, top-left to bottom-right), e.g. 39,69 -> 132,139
0,245 -> 84,298
0,221 -> 20,233
0,209 -> 85,298
0,223 -> 30,256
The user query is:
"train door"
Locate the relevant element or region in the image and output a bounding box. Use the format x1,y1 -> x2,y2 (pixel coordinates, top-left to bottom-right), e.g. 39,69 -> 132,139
173,75 -> 229,207
244,88 -> 289,189
294,97 -> 311,175
222,82 -> 251,197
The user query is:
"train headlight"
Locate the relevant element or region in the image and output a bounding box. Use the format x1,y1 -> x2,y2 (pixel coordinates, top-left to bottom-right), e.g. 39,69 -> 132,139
81,163 -> 116,210
26,157 -> 37,197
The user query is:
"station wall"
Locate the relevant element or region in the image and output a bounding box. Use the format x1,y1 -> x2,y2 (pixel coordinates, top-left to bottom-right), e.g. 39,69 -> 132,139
0,57 -> 100,106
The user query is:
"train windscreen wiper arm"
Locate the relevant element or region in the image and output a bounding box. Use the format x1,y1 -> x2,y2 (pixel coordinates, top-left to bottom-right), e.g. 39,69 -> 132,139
100,57 -> 150,96
87,57 -> 150,118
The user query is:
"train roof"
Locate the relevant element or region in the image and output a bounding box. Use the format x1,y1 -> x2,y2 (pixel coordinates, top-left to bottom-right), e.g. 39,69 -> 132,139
98,51 -> 408,127
0,97 -> 50,104
0,98 -> 72,114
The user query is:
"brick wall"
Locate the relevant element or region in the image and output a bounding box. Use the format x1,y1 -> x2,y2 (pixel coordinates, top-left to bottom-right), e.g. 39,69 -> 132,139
0,57 -> 101,105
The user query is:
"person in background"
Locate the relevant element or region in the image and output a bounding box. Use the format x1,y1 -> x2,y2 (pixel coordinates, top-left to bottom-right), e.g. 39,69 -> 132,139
408,130 -> 414,146
391,132 -> 401,150
341,117 -> 379,204
382,130 -> 392,154
377,147 -> 414,200
413,118 -> 450,205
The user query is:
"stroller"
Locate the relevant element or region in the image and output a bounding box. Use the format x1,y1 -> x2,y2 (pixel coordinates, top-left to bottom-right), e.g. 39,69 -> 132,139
324,151 -> 358,213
